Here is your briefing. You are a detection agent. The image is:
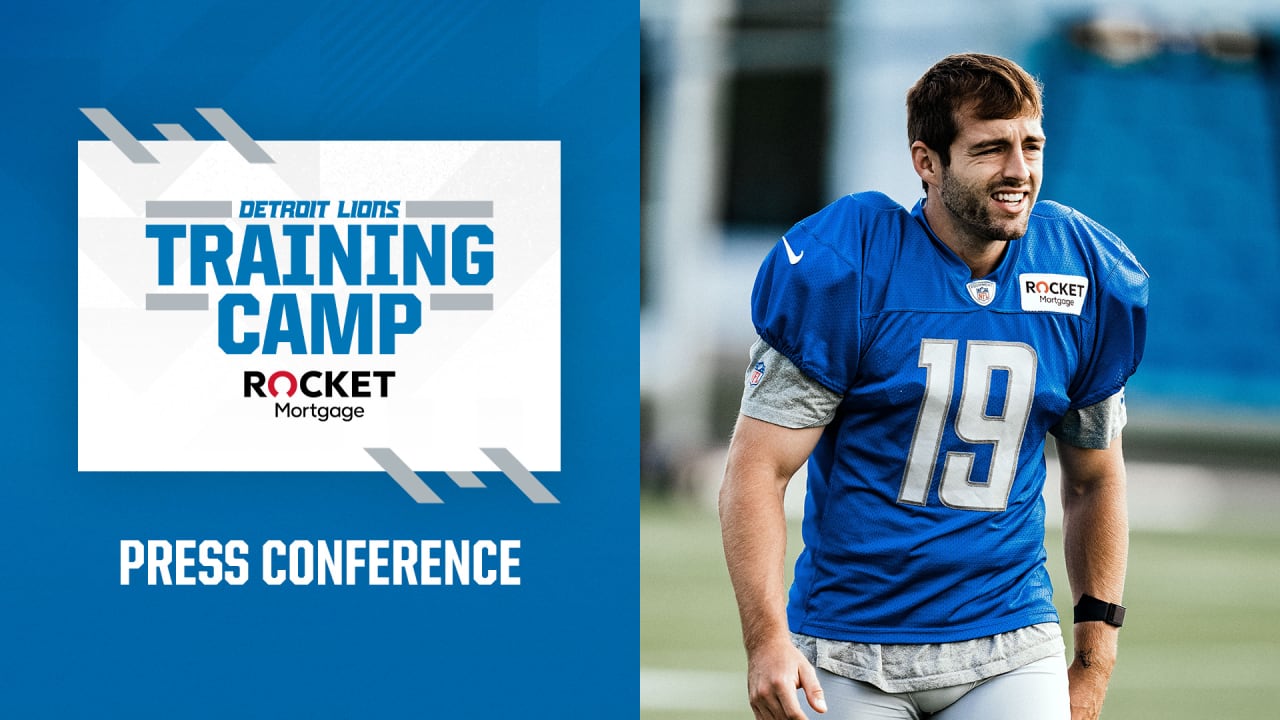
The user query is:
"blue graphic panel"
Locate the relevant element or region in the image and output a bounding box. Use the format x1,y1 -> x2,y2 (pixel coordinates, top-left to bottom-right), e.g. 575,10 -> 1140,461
0,1 -> 638,717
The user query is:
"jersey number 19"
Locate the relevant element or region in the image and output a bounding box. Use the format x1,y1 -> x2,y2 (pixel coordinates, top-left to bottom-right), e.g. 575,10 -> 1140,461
898,339 -> 1037,512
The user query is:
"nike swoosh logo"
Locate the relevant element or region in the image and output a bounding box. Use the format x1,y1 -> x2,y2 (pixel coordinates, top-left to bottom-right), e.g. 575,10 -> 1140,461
782,236 -> 804,264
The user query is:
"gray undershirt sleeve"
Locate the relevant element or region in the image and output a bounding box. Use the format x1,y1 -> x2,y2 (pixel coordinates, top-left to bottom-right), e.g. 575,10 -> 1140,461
1049,390 -> 1128,449
739,338 -> 842,429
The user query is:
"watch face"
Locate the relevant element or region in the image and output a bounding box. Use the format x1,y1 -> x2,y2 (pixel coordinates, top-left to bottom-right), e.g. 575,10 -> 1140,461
1108,604 -> 1126,627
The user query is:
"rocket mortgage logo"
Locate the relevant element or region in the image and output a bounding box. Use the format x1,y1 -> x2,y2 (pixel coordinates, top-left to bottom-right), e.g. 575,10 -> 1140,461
78,108 -> 561,502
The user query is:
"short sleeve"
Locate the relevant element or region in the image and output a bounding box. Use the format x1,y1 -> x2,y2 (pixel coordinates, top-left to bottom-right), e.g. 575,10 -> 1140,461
1050,389 -> 1127,449
740,338 -> 842,428
1068,229 -> 1149,409
751,200 -> 864,394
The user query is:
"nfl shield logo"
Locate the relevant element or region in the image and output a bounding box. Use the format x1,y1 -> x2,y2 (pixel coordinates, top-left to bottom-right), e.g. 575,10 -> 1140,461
966,279 -> 997,307
749,360 -> 766,386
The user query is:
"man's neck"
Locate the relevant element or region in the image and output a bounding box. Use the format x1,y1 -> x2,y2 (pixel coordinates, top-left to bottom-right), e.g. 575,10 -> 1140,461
922,196 -> 1008,279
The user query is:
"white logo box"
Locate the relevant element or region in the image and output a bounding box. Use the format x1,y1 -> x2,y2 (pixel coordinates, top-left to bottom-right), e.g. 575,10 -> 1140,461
78,140 -> 560,473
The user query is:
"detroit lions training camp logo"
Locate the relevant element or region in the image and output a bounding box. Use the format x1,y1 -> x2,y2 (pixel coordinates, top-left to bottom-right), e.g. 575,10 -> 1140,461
78,108 -> 560,502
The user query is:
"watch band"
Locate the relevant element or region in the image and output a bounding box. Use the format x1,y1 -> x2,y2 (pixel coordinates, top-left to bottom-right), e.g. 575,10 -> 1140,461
1073,593 -> 1126,627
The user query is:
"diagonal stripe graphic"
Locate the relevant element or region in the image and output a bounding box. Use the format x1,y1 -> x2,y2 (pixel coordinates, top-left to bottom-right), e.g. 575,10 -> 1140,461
196,108 -> 274,164
446,471 -> 486,488
365,448 -> 443,503
80,108 -> 158,164
154,123 -> 194,141
482,448 -> 559,504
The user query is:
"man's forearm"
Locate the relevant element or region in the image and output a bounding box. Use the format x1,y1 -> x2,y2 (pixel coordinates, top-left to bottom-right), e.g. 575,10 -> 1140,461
720,416 -> 830,719
1062,477 -> 1128,603
1059,441 -> 1129,720
719,455 -> 792,650
720,416 -> 822,650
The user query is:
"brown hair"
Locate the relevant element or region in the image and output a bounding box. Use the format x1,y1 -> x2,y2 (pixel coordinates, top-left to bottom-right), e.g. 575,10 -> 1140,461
906,53 -> 1043,170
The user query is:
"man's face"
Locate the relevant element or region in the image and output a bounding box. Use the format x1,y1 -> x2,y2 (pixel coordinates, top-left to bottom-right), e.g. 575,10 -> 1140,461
937,111 -> 1045,243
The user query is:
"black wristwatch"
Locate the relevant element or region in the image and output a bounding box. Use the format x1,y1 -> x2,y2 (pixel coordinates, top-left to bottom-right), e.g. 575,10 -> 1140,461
1073,593 -> 1126,627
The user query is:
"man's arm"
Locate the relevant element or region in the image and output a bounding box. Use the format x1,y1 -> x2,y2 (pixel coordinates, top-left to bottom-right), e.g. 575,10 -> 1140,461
1058,437 -> 1129,720
720,414 -> 827,720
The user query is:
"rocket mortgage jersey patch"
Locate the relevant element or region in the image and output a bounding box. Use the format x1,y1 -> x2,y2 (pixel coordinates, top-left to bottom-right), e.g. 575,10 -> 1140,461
1019,273 -> 1089,316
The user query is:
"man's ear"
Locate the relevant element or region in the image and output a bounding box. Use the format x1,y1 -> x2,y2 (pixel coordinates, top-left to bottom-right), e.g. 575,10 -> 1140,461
911,140 -> 940,188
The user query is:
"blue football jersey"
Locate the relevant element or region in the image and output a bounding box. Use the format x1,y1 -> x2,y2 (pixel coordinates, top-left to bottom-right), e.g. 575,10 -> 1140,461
751,191 -> 1148,644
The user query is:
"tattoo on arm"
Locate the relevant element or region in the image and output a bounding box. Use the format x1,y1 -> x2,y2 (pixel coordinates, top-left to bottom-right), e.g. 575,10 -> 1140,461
1076,649 -> 1094,669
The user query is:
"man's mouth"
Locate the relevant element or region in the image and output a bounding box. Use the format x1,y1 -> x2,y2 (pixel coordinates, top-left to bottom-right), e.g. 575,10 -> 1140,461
991,191 -> 1028,212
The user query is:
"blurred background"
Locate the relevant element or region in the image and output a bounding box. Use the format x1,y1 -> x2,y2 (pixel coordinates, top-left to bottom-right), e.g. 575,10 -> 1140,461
639,0 -> 1280,717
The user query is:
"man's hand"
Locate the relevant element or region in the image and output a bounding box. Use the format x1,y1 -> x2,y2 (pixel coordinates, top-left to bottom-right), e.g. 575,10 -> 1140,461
746,636 -> 826,719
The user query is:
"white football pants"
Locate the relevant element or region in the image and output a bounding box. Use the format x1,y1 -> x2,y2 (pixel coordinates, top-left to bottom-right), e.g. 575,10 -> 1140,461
798,654 -> 1069,719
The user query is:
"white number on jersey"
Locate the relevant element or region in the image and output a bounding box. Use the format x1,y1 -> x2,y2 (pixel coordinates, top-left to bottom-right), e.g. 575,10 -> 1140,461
898,339 -> 1037,511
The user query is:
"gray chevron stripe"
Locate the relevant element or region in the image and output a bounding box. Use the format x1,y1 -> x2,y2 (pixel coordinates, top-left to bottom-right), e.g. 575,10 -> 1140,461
482,447 -> 559,504
446,471 -> 486,488
365,448 -> 443,504
369,449 -> 556,504
197,108 -> 274,164
80,108 -> 158,164
154,123 -> 194,141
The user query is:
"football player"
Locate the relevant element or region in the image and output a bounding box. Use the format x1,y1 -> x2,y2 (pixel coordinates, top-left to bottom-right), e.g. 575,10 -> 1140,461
720,53 -> 1146,720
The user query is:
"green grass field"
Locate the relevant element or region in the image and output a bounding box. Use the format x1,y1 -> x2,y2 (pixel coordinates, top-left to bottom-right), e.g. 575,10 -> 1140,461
640,495 -> 1280,718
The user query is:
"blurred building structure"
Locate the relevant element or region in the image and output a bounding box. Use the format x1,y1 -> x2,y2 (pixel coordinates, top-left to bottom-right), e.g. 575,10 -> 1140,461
640,0 -> 1280,488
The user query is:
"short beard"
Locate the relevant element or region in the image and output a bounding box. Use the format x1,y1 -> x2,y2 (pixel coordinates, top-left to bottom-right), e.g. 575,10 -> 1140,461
939,167 -> 1030,243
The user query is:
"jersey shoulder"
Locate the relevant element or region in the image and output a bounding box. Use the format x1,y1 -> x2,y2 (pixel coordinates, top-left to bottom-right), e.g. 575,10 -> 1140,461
789,190 -> 908,239
1029,200 -> 1149,406
786,191 -> 914,272
753,192 -> 911,393
1029,200 -> 1148,302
